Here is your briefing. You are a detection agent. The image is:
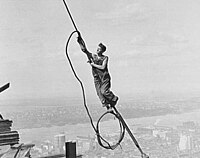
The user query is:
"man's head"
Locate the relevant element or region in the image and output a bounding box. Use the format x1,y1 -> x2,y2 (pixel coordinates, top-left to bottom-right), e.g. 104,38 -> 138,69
97,43 -> 106,54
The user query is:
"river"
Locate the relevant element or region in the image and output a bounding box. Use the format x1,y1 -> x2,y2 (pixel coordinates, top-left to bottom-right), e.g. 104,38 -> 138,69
18,109 -> 200,144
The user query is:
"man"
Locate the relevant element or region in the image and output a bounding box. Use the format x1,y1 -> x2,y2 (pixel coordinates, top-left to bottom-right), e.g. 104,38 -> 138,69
77,35 -> 118,110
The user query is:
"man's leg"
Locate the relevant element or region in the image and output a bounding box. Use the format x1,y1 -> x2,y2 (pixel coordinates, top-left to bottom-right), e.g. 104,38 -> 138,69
100,78 -> 118,107
94,79 -> 108,107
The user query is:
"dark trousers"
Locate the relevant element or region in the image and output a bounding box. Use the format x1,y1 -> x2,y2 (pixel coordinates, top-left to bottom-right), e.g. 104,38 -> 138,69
94,76 -> 116,105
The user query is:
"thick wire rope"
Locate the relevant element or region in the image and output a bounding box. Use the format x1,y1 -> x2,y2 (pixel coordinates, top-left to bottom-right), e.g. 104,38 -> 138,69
62,1 -> 149,156
64,30 -> 125,150
96,110 -> 125,149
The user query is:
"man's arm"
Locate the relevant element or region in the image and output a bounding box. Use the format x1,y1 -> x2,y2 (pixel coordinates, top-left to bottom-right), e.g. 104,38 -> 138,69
77,36 -> 93,61
91,56 -> 108,70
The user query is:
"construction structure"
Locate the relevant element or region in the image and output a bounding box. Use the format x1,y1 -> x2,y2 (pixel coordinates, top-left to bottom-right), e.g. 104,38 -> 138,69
0,119 -> 35,158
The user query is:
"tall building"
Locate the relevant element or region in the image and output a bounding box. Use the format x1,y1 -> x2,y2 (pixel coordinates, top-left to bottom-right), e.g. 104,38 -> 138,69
179,133 -> 192,151
54,134 -> 66,154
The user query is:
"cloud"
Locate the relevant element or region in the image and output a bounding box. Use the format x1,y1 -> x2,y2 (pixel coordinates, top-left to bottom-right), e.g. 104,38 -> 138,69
158,32 -> 188,44
95,2 -> 151,23
118,31 -> 189,60
130,31 -> 188,46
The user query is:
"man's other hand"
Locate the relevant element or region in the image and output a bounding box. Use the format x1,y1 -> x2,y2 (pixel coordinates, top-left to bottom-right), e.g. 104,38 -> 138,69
77,36 -> 83,44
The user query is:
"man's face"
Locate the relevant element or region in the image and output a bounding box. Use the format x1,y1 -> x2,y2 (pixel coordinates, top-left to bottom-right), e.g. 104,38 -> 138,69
97,46 -> 102,54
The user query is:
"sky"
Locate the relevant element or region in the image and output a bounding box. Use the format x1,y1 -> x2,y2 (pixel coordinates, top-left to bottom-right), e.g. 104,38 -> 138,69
1,0 -> 200,105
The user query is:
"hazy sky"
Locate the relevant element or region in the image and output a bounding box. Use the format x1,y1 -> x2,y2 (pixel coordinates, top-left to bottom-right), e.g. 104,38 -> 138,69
1,0 -> 200,104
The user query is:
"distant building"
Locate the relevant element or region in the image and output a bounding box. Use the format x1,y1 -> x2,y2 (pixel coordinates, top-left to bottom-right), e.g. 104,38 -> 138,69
183,121 -> 196,129
136,127 -> 153,135
179,133 -> 192,151
54,134 -> 66,153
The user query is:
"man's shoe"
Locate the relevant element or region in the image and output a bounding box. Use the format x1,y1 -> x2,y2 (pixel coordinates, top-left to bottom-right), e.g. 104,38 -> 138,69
102,103 -> 110,109
110,96 -> 119,107
107,107 -> 113,112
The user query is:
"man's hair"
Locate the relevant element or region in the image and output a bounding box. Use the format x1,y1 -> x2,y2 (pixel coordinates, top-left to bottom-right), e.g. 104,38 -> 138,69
99,43 -> 106,52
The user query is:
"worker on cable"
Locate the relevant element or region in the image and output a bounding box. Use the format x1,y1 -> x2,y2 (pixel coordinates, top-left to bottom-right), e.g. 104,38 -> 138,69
77,34 -> 118,110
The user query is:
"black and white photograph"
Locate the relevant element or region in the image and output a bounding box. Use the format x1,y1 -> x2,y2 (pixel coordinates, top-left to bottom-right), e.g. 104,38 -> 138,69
0,0 -> 200,157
